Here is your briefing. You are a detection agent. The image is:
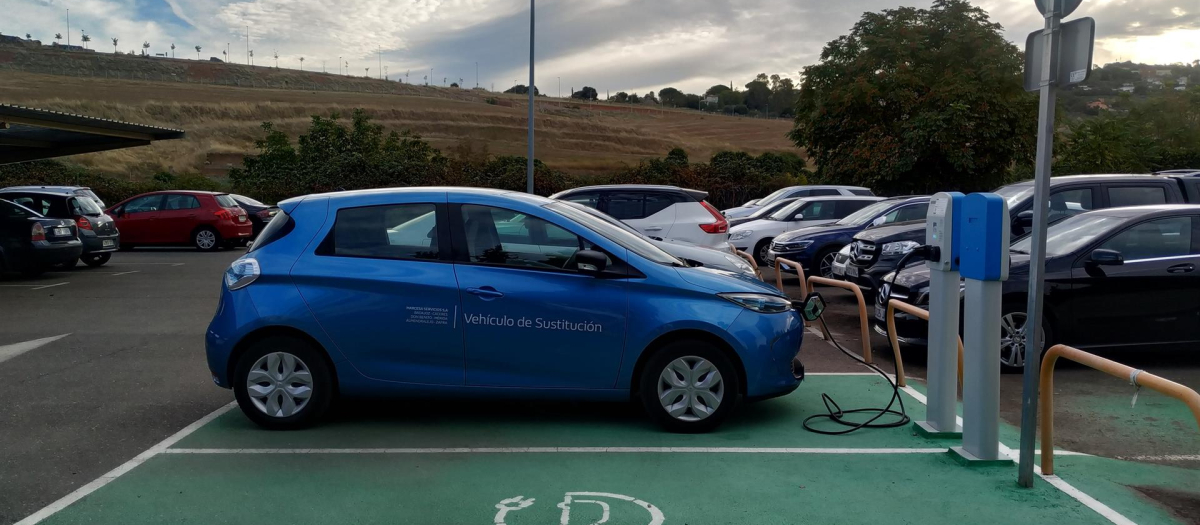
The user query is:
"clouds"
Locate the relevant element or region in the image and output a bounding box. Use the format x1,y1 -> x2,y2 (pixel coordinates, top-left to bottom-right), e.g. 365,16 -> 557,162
4,0 -> 1197,93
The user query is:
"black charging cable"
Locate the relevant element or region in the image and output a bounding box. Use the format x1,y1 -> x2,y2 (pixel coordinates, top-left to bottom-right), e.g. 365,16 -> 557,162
801,245 -> 937,435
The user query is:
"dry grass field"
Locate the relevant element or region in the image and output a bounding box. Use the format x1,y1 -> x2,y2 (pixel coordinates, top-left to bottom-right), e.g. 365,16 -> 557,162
0,70 -> 798,178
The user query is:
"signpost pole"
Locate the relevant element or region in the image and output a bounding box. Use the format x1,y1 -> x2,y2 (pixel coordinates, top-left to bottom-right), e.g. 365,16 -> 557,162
1018,0 -> 1060,488
526,0 -> 536,194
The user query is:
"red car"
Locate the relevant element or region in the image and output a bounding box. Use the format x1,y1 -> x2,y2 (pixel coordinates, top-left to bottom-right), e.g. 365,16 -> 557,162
106,191 -> 253,251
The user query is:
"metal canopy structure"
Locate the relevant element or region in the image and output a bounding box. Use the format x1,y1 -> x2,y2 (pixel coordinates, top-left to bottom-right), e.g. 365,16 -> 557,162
0,104 -> 185,165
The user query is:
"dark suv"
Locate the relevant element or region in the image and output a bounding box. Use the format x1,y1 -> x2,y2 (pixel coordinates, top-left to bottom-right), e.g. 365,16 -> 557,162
838,174 -> 1194,294
0,190 -> 119,267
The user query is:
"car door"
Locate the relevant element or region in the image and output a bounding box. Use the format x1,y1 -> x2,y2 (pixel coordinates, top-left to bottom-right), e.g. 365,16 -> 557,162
292,200 -> 466,385
1068,215 -> 1200,346
604,191 -> 677,238
452,203 -> 628,388
157,194 -> 203,244
787,200 -> 840,229
115,195 -> 164,243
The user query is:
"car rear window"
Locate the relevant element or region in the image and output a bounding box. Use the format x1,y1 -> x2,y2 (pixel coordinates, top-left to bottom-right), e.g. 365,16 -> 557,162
1108,186 -> 1167,207
321,204 -> 440,261
850,188 -> 875,196
248,210 -> 295,253
1,199 -> 39,219
215,194 -> 239,208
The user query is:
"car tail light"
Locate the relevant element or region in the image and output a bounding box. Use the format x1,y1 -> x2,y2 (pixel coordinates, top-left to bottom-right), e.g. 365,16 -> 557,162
31,223 -> 46,241
225,257 -> 260,290
215,209 -> 234,220
76,216 -> 93,230
698,201 -> 729,234
257,209 -> 272,219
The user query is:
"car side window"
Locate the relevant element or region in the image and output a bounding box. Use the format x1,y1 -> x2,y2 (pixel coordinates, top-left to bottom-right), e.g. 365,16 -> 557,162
1048,188 -> 1095,224
850,189 -> 874,196
8,195 -> 52,215
561,192 -> 600,209
163,194 -> 201,210
329,203 -> 440,260
124,195 -> 162,214
787,190 -> 811,198
604,193 -> 646,220
461,205 -> 587,271
643,193 -> 675,217
1099,216 -> 1194,261
894,203 -> 930,222
810,189 -> 841,196
798,201 -> 838,221
1,200 -> 35,220
1107,186 -> 1167,207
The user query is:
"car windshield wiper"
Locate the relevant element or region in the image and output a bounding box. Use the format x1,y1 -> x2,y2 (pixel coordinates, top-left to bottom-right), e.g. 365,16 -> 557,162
1010,248 -> 1029,254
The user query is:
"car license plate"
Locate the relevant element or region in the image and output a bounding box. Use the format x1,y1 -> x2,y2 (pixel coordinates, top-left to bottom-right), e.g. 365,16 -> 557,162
831,261 -> 846,277
845,265 -> 859,278
54,227 -> 70,236
238,215 -> 247,222
875,303 -> 886,321
102,240 -> 115,247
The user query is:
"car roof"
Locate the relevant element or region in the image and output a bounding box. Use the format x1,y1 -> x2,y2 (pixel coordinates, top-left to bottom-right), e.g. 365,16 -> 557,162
790,195 -> 884,202
1,185 -> 92,193
1006,174 -> 1169,186
1087,204 -> 1200,218
780,184 -> 872,190
0,189 -> 72,199
559,184 -> 685,192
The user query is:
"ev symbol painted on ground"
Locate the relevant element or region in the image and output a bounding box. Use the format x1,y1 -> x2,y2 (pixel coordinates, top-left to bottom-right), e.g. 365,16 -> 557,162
494,492 -> 665,525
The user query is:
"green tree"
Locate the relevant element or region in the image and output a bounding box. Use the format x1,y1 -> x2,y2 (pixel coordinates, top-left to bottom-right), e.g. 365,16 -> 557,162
658,87 -> 688,107
743,76 -> 771,112
571,86 -> 598,100
789,0 -> 1036,194
705,85 -> 731,97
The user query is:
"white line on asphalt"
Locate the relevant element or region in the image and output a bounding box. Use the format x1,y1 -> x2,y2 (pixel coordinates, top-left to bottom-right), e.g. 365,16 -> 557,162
13,401 -> 236,525
33,282 -> 69,290
807,372 -> 877,376
108,271 -> 140,276
0,334 -> 70,365
108,262 -> 185,266
0,282 -> 70,289
1116,454 -> 1200,461
162,447 -> 951,455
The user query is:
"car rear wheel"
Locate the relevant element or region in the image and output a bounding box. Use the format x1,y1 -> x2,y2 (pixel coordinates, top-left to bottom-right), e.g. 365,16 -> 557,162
82,253 -> 111,267
233,336 -> 333,430
754,238 -> 774,265
193,227 -> 221,251
999,308 -> 1053,374
815,247 -> 839,279
59,257 -> 79,269
639,340 -> 741,433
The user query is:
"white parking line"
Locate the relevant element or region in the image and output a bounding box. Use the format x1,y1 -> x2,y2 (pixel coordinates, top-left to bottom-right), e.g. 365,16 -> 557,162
0,334 -> 71,365
107,262 -> 186,267
0,282 -> 69,289
45,271 -> 139,276
162,447 -> 951,455
13,401 -> 236,525
108,271 -> 140,276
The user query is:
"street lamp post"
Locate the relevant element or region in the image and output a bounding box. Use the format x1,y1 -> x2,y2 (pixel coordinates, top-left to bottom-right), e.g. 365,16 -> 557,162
526,0 -> 536,193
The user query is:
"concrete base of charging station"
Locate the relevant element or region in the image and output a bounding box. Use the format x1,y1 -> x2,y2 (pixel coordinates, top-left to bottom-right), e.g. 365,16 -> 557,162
913,421 -> 962,439
948,446 -> 1015,467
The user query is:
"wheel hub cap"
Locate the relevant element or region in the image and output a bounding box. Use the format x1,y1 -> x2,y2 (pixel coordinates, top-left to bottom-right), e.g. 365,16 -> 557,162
1000,313 -> 1030,368
197,231 -> 216,249
657,356 -> 724,422
246,352 -> 314,418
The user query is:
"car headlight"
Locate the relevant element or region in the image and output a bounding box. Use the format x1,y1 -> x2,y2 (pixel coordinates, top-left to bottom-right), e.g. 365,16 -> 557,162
723,255 -> 754,273
225,257 -> 260,290
881,240 -> 920,256
729,229 -> 753,241
718,293 -> 793,313
778,240 -> 813,251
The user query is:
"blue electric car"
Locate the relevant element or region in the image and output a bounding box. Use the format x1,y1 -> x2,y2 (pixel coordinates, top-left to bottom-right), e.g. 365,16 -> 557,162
207,188 -> 819,433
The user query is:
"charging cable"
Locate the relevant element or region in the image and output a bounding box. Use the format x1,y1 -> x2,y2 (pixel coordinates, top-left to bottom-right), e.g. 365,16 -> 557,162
801,245 -> 937,435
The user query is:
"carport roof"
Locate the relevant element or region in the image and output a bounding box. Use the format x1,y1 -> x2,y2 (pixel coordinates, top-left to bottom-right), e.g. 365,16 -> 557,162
0,104 -> 185,165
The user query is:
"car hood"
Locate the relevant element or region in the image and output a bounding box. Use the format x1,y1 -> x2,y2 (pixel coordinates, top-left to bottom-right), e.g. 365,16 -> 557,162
893,253 -> 1033,291
732,218 -> 782,233
722,205 -> 761,218
674,265 -> 782,295
776,223 -> 859,243
854,220 -> 925,242
654,240 -> 755,277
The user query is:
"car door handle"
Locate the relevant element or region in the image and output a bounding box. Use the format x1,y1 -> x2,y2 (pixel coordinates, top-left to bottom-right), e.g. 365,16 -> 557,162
1167,263 -> 1195,274
466,287 -> 504,299
644,226 -> 664,231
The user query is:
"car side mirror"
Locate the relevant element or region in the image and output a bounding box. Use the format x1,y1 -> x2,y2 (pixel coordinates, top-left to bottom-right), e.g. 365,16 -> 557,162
796,292 -> 826,322
793,213 -> 805,221
871,216 -> 886,226
1089,249 -> 1124,266
575,250 -> 608,276
1015,210 -> 1034,229
114,208 -> 124,218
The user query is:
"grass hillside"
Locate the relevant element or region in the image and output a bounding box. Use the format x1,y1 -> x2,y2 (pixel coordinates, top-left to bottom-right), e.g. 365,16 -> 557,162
0,44 -> 797,178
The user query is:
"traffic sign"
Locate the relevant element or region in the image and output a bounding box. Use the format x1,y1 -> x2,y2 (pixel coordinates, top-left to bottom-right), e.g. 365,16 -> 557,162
1035,0 -> 1083,17
1023,17 -> 1095,92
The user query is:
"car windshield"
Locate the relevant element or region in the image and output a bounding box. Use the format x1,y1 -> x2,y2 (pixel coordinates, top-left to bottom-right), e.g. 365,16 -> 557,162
755,188 -> 792,206
233,194 -> 267,207
1010,213 -> 1129,257
545,201 -> 684,266
562,201 -> 645,237
995,183 -> 1035,209
768,199 -> 808,221
836,199 -> 898,226
76,196 -> 105,216
747,198 -> 795,220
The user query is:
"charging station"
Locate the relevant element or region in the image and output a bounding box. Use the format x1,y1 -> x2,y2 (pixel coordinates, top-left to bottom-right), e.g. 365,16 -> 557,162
951,193 -> 1012,465
915,192 -> 964,438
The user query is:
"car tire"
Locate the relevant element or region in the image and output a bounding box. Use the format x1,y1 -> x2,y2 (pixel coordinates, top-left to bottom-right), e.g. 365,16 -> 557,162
999,305 -> 1053,374
638,340 -> 742,433
60,257 -> 79,269
193,227 -> 221,252
233,336 -> 334,430
754,238 -> 774,265
82,253 -> 111,267
20,267 -> 44,278
814,247 -> 839,279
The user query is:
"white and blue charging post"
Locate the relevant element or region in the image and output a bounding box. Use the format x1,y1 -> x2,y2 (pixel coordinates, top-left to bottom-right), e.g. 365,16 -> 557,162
951,194 -> 1013,465
914,192 -> 964,438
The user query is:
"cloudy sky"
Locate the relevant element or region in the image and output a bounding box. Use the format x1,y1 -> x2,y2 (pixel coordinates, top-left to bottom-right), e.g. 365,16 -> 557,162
6,0 -> 1198,95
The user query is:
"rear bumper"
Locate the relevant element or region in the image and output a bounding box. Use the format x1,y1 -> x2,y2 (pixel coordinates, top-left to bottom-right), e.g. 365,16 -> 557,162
81,232 -> 120,254
25,241 -> 84,268
217,222 -> 255,240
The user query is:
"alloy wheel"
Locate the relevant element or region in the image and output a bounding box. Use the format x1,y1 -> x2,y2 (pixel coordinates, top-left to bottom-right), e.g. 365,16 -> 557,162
657,356 -> 724,422
195,230 -> 217,250
819,251 -> 837,278
757,243 -> 771,265
246,352 -> 314,418
1000,312 -> 1029,368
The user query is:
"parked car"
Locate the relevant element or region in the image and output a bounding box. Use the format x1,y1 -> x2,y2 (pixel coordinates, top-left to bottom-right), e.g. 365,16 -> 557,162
1155,170 -> 1200,201
766,196 -> 930,278
730,196 -> 883,263
230,194 -> 280,238
0,185 -> 107,208
726,197 -> 802,228
839,174 -> 1195,294
549,185 -> 730,249
722,185 -> 875,219
106,191 -> 252,251
0,190 -> 119,267
877,205 -> 1200,372
0,198 -> 82,277
208,188 -> 812,432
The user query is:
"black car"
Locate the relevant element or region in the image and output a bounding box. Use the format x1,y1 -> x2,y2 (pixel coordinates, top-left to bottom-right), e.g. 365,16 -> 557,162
877,205 -> 1200,372
230,194 -> 280,238
766,196 -> 930,278
839,174 -> 1195,294
0,198 -> 83,277
726,197 -> 802,228
0,190 -> 120,267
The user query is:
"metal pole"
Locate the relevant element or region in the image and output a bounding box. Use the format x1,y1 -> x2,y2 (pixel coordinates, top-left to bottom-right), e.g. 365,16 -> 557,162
526,0 -> 536,194
66,9 -> 70,46
1018,1 -> 1060,488
476,62 -> 479,87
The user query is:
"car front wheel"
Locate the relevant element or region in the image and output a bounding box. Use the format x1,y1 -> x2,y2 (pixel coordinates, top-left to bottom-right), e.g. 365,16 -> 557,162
233,336 -> 333,430
815,247 -> 839,279
999,308 -> 1052,374
754,238 -> 774,265
639,340 -> 741,433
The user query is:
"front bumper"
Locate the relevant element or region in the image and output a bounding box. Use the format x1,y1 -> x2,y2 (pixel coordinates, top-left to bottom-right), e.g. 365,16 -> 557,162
765,249 -> 813,273
726,308 -> 805,399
